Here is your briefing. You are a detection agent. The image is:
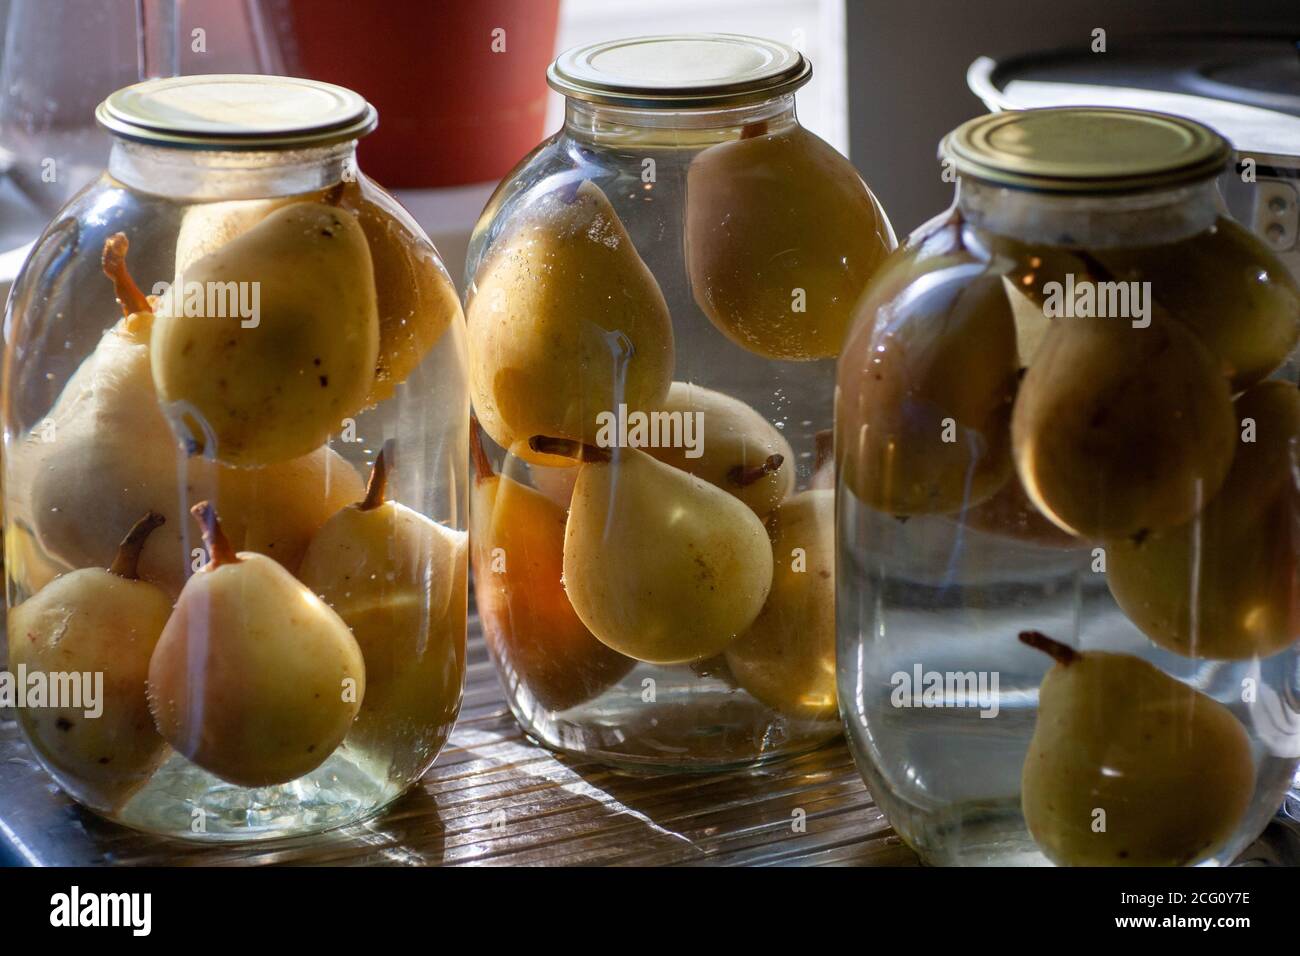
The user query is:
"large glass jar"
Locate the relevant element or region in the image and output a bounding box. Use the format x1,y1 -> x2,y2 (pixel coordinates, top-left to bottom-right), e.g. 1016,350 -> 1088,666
2,76 -> 469,840
466,36 -> 895,769
837,107 -> 1300,866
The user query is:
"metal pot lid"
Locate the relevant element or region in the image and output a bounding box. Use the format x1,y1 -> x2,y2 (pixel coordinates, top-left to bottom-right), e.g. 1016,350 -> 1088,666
967,35 -> 1300,159
942,107 -> 1232,193
547,34 -> 812,109
97,74 -> 377,150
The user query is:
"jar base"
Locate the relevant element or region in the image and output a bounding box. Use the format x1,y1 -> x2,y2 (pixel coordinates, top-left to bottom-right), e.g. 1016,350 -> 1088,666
109,748 -> 407,842
880,795 -> 1268,867
501,676 -> 842,773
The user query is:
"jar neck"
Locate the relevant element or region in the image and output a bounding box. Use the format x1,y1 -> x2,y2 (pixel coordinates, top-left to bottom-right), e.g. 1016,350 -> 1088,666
107,139 -> 356,201
956,177 -> 1223,248
563,94 -> 798,148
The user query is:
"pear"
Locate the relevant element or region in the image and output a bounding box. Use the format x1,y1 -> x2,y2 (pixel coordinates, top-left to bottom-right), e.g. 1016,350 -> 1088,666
470,429 -> 633,711
174,182 -> 462,406
14,234 -> 366,597
836,223 -> 1019,515
1012,273 -> 1236,538
148,503 -> 365,788
1019,632 -> 1253,866
1093,218 -> 1300,391
686,122 -> 895,360
298,442 -> 467,758
522,442 -> 580,508
152,201 -> 379,466
535,438 -> 773,664
724,490 -> 837,721
466,180 -> 675,464
643,382 -> 793,516
4,521 -> 70,599
1107,381 -> 1299,659
335,178 -> 464,404
7,513 -> 172,811
172,195 -> 299,276
963,473 -> 1081,549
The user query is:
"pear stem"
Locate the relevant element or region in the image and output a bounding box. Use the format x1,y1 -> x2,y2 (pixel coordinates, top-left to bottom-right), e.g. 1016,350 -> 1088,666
470,420 -> 496,484
108,511 -> 166,580
101,233 -> 151,318
728,453 -> 784,488
191,501 -> 239,568
361,439 -> 395,511
814,429 -> 834,472
528,435 -> 612,464
1019,630 -> 1078,666
741,120 -> 769,139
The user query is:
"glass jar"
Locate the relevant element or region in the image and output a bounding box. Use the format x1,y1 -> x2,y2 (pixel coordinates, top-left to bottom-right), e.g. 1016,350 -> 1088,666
466,35 -> 895,769
837,107 -> 1300,866
2,76 -> 469,840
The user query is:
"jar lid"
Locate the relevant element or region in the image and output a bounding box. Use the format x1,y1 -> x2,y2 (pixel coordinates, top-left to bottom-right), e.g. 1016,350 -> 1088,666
942,107 -> 1233,193
547,34 -> 812,109
96,74 -> 378,150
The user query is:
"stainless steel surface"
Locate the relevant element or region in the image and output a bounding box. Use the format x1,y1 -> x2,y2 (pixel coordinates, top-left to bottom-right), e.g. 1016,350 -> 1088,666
0,612 -> 916,867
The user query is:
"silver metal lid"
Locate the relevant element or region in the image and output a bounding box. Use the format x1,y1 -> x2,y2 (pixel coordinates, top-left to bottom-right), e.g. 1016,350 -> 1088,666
96,74 -> 377,150
547,34 -> 812,109
942,107 -> 1233,194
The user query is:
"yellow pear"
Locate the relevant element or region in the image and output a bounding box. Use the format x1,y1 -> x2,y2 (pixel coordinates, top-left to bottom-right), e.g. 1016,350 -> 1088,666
1107,381 -> 1299,659
470,429 -> 633,710
466,180 -> 674,463
148,503 -> 365,787
172,195 -> 299,276
152,201 -> 379,465
336,178 -> 464,404
1012,305 -> 1236,539
686,122 -> 895,359
1019,632 -> 1253,866
724,490 -> 837,721
5,521 -> 70,599
963,472 -> 1081,549
643,382 -> 793,516
174,182 -> 462,405
298,442 -> 466,760
7,513 -> 172,810
537,438 -> 773,664
13,234 -> 365,597
1093,218 -> 1300,391
836,223 -> 1018,515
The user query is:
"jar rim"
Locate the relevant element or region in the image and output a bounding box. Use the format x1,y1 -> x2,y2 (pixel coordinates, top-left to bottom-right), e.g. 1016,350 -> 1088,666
941,107 -> 1233,195
548,34 -> 812,109
96,74 -> 377,151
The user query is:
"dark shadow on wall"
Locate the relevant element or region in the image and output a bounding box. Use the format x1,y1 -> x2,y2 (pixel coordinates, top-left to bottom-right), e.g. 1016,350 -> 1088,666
846,0 -> 1300,234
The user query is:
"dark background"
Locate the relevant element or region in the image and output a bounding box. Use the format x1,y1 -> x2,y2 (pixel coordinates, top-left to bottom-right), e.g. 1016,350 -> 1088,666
846,0 -> 1300,232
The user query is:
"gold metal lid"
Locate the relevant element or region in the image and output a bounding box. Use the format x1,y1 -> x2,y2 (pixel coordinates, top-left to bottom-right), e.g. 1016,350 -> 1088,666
942,107 -> 1232,193
96,74 -> 377,150
547,34 -> 812,109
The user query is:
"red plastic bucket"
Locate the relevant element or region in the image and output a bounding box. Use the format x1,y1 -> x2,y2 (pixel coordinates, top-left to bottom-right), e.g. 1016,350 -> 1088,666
280,0 -> 560,188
